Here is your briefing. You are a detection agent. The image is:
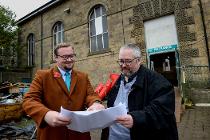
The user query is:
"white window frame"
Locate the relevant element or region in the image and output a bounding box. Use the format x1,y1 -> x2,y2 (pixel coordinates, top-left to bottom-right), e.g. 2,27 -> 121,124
89,5 -> 108,53
53,22 -> 64,58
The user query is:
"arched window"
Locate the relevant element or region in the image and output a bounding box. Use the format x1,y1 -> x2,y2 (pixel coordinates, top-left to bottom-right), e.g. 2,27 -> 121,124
89,5 -> 108,53
52,21 -> 64,56
27,33 -> 35,66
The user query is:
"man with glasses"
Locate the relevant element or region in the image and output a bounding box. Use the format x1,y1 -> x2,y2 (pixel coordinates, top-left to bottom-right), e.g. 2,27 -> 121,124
101,43 -> 178,140
23,43 -> 104,140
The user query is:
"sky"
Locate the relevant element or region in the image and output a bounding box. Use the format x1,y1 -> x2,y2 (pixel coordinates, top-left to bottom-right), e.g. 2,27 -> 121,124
0,0 -> 50,20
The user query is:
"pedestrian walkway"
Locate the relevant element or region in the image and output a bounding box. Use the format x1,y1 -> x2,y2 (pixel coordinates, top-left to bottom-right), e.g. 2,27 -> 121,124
177,106 -> 210,140
91,106 -> 210,140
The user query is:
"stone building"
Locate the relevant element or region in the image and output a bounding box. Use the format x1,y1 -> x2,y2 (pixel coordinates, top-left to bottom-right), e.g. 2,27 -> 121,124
13,0 -> 210,98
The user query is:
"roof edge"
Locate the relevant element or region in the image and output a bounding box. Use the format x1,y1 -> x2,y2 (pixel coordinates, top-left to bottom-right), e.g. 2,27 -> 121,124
16,0 -> 61,25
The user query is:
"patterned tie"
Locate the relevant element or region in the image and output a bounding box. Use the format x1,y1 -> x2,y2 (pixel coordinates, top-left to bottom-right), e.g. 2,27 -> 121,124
65,72 -> 71,91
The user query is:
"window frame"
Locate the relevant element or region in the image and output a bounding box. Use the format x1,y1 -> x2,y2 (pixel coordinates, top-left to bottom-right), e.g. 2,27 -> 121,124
27,33 -> 35,66
52,21 -> 64,59
89,5 -> 109,54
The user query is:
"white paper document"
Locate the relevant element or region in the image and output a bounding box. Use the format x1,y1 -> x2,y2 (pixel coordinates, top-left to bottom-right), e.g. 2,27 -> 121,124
60,103 -> 127,132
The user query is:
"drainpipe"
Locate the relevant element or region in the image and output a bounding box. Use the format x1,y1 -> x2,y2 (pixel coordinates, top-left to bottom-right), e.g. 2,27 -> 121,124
41,14 -> 43,69
120,0 -> 125,44
198,0 -> 210,70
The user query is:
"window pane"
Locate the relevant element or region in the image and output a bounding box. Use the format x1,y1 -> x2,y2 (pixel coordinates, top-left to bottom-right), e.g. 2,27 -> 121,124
89,6 -> 109,53
103,33 -> 108,49
58,24 -> 61,31
91,36 -> 96,52
54,34 -> 56,46
90,12 -> 95,20
53,22 -> 64,46
54,25 -> 57,32
95,17 -> 103,35
102,6 -> 106,15
28,34 -> 35,66
95,7 -> 101,17
29,44 -> 32,55
97,34 -> 103,50
61,31 -> 64,42
102,16 -> 108,32
58,32 -> 61,43
90,20 -> 96,36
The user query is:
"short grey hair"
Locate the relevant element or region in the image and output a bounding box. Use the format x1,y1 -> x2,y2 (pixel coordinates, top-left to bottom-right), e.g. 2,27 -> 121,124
120,43 -> 141,58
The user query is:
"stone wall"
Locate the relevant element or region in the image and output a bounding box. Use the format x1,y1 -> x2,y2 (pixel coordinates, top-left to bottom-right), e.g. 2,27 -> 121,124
16,0 -> 210,87
131,0 -> 209,84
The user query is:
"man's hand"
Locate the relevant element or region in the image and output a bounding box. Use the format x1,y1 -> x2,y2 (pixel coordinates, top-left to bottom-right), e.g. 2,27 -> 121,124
116,114 -> 133,128
87,102 -> 105,111
44,111 -> 71,127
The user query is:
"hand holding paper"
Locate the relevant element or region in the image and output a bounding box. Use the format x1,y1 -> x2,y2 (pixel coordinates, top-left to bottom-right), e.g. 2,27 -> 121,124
87,102 -> 105,111
59,103 -> 127,132
44,110 -> 71,127
116,114 -> 134,128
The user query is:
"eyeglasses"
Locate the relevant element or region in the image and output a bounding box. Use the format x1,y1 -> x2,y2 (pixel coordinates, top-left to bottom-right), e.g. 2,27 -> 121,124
117,58 -> 139,66
57,54 -> 76,60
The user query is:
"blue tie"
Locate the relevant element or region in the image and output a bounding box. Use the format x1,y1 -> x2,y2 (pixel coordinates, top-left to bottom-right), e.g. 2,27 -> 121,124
65,72 -> 71,91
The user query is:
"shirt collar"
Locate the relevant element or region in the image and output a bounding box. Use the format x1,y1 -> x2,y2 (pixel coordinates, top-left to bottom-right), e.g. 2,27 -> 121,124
57,66 -> 72,76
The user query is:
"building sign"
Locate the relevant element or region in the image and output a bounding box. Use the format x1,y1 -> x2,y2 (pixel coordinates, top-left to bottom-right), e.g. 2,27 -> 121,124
148,44 -> 177,54
144,15 -> 178,54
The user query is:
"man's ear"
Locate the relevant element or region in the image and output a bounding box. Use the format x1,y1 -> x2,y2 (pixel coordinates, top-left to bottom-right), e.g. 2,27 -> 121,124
54,55 -> 58,62
137,58 -> 142,64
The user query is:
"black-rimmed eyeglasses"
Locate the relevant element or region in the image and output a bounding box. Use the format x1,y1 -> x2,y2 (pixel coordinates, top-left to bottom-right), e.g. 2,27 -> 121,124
57,54 -> 76,60
117,57 -> 139,66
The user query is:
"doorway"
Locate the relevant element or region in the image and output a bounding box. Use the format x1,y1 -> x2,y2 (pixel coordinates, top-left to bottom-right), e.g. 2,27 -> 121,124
149,51 -> 178,86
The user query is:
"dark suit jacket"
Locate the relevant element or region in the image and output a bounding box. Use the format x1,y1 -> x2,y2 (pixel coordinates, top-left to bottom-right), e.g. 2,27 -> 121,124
102,66 -> 178,140
23,66 -> 101,140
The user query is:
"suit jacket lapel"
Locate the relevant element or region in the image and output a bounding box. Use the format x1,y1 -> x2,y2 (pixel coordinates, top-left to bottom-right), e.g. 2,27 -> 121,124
69,70 -> 77,95
52,66 -> 69,95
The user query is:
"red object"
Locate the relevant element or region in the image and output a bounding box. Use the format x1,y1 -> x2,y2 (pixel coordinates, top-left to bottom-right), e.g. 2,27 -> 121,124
97,80 -> 112,99
95,73 -> 120,100
94,83 -> 103,93
105,80 -> 112,92
53,72 -> 61,78
110,73 -> 120,87
98,86 -> 107,99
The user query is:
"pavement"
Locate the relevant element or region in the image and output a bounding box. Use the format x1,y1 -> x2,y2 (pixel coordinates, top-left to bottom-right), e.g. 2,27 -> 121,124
91,106 -> 210,140
1,105 -> 209,140
177,106 -> 210,140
